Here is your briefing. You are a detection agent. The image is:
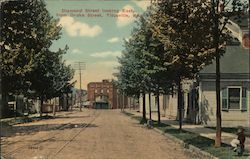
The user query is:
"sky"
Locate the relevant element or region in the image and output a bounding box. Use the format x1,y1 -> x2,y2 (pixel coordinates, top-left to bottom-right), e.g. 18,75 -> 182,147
45,0 -> 151,89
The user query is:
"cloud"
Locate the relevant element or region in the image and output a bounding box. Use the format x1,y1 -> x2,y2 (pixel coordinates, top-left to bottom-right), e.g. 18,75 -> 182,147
90,51 -> 121,58
107,37 -> 120,43
117,5 -> 136,27
58,16 -> 102,37
72,48 -> 81,54
133,0 -> 151,11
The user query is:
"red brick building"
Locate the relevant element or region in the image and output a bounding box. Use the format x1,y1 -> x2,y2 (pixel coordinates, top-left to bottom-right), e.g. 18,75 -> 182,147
87,79 -> 128,109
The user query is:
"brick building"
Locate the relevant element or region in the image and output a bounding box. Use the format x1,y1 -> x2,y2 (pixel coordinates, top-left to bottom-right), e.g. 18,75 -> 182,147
87,79 -> 128,109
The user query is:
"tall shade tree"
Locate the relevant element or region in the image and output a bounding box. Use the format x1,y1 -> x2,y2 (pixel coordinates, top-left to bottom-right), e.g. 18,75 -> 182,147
0,0 -> 61,117
0,0 -> 61,92
137,9 -> 174,125
152,0 -> 248,146
117,9 -> 174,124
151,0 -> 216,130
29,47 -> 74,116
117,34 -> 150,121
210,0 -> 248,147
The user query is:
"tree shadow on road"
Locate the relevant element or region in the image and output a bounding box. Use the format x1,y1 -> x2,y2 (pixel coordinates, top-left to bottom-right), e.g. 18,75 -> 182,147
1,123 -> 98,138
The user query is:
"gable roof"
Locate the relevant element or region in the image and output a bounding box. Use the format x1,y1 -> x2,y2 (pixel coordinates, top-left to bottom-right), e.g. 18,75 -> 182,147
200,44 -> 249,74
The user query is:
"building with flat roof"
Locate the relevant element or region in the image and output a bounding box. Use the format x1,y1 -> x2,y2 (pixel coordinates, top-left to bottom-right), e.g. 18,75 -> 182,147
87,79 -> 128,109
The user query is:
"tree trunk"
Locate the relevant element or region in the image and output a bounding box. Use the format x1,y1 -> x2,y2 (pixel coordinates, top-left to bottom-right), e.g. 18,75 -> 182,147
215,51 -> 221,147
1,91 -> 9,119
149,93 -> 152,120
212,0 -> 221,147
122,92 -> 125,111
66,93 -> 69,111
142,93 -> 146,121
177,78 -> 183,131
133,97 -> 135,110
53,98 -> 56,117
40,96 -> 43,117
156,92 -> 160,125
120,94 -> 122,112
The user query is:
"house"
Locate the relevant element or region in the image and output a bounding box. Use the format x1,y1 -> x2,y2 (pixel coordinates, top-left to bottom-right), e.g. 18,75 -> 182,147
139,14 -> 249,127
197,14 -> 250,127
198,43 -> 249,127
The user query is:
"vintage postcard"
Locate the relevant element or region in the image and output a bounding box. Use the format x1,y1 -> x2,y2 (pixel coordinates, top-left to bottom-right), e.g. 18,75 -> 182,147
0,0 -> 249,158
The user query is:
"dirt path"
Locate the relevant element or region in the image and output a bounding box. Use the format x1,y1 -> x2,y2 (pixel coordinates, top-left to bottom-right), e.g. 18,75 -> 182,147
2,109 -> 195,159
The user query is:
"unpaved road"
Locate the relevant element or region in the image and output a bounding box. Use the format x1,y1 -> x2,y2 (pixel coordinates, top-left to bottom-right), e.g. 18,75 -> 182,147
1,109 -> 196,159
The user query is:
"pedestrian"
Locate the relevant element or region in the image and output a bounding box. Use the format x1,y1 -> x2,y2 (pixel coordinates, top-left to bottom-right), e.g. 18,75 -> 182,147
230,126 -> 246,156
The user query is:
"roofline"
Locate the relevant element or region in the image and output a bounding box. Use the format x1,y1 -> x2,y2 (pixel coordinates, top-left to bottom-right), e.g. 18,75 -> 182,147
198,73 -> 250,80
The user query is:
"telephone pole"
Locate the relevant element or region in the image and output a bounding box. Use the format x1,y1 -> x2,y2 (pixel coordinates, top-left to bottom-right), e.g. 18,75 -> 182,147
74,62 -> 86,111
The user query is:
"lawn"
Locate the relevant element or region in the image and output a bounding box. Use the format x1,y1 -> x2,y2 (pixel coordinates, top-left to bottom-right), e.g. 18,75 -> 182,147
123,111 -> 249,159
0,114 -> 54,126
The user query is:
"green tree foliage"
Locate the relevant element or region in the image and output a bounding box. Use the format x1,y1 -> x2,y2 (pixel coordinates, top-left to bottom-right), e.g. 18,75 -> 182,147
151,0 -> 216,78
29,47 -> 74,116
117,9 -> 174,123
0,0 -> 74,117
150,0 -> 218,130
29,47 -> 74,100
116,34 -> 149,120
210,0 -> 248,147
0,0 -> 61,94
136,10 -> 174,124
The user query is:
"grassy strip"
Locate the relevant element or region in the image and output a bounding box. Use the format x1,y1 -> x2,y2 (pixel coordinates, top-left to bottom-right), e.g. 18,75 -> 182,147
1,115 -> 54,126
123,112 -> 248,159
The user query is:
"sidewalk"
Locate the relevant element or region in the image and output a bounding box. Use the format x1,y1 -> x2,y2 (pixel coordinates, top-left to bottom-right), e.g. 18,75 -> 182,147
125,109 -> 250,152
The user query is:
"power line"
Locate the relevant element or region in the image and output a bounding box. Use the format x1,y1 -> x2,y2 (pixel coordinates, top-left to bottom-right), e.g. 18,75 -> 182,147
74,62 -> 86,111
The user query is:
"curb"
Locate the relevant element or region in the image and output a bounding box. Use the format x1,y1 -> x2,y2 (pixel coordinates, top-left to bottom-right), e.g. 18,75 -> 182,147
152,127 -> 218,159
122,111 -> 218,159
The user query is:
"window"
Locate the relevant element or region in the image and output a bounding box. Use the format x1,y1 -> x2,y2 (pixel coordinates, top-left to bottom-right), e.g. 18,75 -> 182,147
221,86 -> 248,111
228,88 -> 241,109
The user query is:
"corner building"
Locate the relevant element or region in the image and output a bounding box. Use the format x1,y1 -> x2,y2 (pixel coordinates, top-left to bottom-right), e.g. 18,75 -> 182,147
87,79 -> 127,109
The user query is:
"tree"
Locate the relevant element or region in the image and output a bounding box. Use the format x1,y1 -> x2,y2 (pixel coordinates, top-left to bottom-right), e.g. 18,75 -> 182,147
138,9 -> 174,125
29,47 -> 74,116
210,0 -> 248,147
116,42 -> 148,121
152,0 -> 248,145
150,0 -> 216,130
0,0 -> 61,117
117,9 -> 174,124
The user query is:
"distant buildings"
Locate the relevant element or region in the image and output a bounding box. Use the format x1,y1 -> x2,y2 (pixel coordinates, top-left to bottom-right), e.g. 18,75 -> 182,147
87,79 -> 129,109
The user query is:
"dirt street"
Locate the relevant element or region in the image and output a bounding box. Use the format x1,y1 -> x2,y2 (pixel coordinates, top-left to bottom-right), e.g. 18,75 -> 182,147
1,109 -> 195,159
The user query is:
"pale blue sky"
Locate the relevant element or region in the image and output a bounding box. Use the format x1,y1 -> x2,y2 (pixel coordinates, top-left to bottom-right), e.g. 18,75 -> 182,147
45,0 -> 150,89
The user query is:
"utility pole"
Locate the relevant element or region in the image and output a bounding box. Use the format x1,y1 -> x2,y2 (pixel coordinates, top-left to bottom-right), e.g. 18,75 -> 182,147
74,62 -> 86,112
